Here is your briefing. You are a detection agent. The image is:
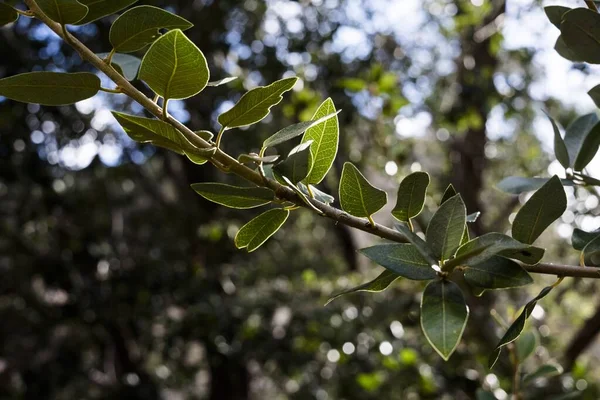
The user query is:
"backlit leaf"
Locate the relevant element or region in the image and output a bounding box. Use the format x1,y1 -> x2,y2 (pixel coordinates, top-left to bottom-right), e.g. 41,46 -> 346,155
263,111 -> 340,148
554,35 -> 585,62
76,0 -> 138,24
190,183 -> 274,209
463,256 -> 533,289
339,162 -> 387,219
235,209 -> 289,252
440,184 -> 457,205
392,172 -> 430,222
359,244 -> 437,280
421,280 -> 469,361
139,29 -> 209,101
109,5 -> 193,53
207,77 -> 238,87
0,72 -> 100,105
96,52 -> 141,81
36,0 -> 88,24
302,98 -> 340,185
426,194 -> 466,261
325,269 -> 399,306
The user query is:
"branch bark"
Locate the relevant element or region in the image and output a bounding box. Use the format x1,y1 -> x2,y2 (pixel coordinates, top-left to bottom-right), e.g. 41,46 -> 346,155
23,0 -> 600,280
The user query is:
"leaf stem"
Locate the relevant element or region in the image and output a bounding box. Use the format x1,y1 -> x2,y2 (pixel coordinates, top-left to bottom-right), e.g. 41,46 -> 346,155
215,126 -> 226,149
407,219 -> 414,232
99,87 -> 122,94
368,215 -> 376,226
14,8 -> 35,17
104,48 -> 116,65
162,99 -> 170,121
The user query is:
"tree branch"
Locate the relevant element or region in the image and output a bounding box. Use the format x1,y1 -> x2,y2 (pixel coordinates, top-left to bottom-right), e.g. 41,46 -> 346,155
23,0 -> 600,280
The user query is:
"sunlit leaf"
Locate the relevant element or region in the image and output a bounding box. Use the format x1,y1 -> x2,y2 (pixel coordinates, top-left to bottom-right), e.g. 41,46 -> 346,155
207,77 -> 238,87
302,98 -> 340,185
0,72 -> 100,105
512,176 -> 566,244
263,110 -> 340,148
463,256 -> 533,289
96,52 -> 141,81
218,77 -> 298,129
560,8 -> 600,64
421,279 -> 469,361
325,269 -> 399,306
36,0 -> 88,24
109,5 -> 193,53
426,194 -> 466,261
359,244 -> 437,280
190,183 -> 274,209
234,209 -> 289,252
139,29 -> 209,101
339,162 -> 387,219
392,172 -> 430,222
76,0 -> 138,24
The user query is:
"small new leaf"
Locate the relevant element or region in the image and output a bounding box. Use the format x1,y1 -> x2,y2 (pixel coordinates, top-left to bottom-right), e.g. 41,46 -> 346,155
426,194 -> 466,261
97,52 -> 141,81
359,244 -> 437,281
235,209 -> 289,252
512,176 -> 566,245
76,0 -> 138,24
109,5 -> 193,53
0,72 -> 100,105
297,183 -> 335,205
218,77 -> 298,129
392,172 -> 430,222
191,183 -> 274,209
238,154 -> 280,165
421,280 -> 469,361
325,269 -> 399,306
463,256 -> 533,289
139,29 -> 209,101
36,0 -> 89,24
339,162 -> 387,220
302,98 -> 340,185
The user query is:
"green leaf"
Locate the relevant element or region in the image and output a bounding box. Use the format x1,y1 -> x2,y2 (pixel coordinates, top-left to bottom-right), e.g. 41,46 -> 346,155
440,184 -> 457,205
463,256 -> 533,289
190,183 -> 274,209
0,72 -> 100,105
139,29 -> 209,101
554,35 -> 586,62
563,113 -> 600,170
297,182 -> 335,205
76,0 -> 138,24
523,363 -> 563,384
184,148 -> 216,165
560,8 -> 600,64
36,0 -> 88,24
339,162 -> 387,219
489,286 -> 554,369
238,153 -> 280,165
278,175 -> 323,215
497,176 -> 575,194
109,5 -> 193,53
218,77 -> 298,129
0,3 -> 18,26
392,172 -> 430,222
302,98 -> 340,185
451,233 -> 529,267
420,280 -> 469,361
572,228 -> 600,250
512,176 -> 567,245
325,269 -> 399,306
263,111 -> 340,148
500,246 -> 546,265
394,223 -> 439,267
588,85 -> 600,108
359,244 -> 437,281
574,122 -> 600,171
426,194 -> 466,261
582,234 -> 600,266
234,209 -> 289,252
273,141 -> 313,184
96,52 -> 141,81
516,331 -> 538,362
207,77 -> 238,87
544,5 -> 571,29
545,112 -> 570,169
195,130 -> 214,142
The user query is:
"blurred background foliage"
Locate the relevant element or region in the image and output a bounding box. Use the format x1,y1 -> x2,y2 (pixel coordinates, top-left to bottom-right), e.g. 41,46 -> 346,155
1,0 -> 600,399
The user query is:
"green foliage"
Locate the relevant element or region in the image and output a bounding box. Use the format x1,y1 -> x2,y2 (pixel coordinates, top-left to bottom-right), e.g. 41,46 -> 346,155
582,234 -> 600,266
359,244 -> 437,280
516,331 -> 538,362
339,162 -> 387,220
76,0 -> 138,24
451,233 -> 529,267
262,111 -> 339,148
511,176 -> 566,245
463,256 -> 533,289
109,5 -> 193,53
497,176 -> 574,194
563,113 -> 600,170
572,228 -> 600,250
273,141 -> 313,184
0,3 -> 18,26
426,194 -> 466,262
218,77 -> 298,129
238,153 -> 279,165
325,269 -> 399,305
96,52 -> 141,81
36,0 -> 88,24
207,77 -> 238,87
235,208 -> 289,252
440,184 -> 457,204
190,183 -> 274,209
301,98 -> 340,185
298,183 -> 334,205
500,246 -> 546,265
392,172 -> 430,222
588,84 -> 600,108
139,29 -> 209,101
546,113 -> 570,169
544,5 -> 570,29
420,280 -> 469,360
0,72 -> 100,105
560,8 -> 600,64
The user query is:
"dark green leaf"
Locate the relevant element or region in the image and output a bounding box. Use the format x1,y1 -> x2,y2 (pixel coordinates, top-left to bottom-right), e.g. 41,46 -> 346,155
554,35 -> 586,62
359,244 -> 437,280
516,331 -> 537,362
440,184 -> 457,205
497,176 -> 575,194
392,172 -> 430,222
451,233 -> 529,267
489,286 -> 554,368
564,113 -> 599,169
572,228 -> 600,250
500,246 -> 546,265
339,162 -> 387,219
139,29 -> 209,101
207,77 -> 238,87
234,209 -> 289,252
560,8 -> 600,64
278,175 -> 323,215
96,52 -> 141,81
544,5 -> 571,29
426,194 -> 466,261
76,0 -> 138,24
394,223 -> 439,267
195,130 -> 214,142
325,269 -> 399,306
190,183 -> 274,209
545,112 -> 570,169
36,0 -> 88,24
109,5 -> 193,53
263,110 -> 340,148
574,121 -> 600,170
273,141 -> 313,184
0,72 -> 100,105
218,77 -> 298,129
583,234 -> 600,266
523,363 -> 563,384
464,256 -> 533,289
512,176 -> 567,244
302,98 -> 340,185
0,3 -> 18,26
589,84 -> 600,108
421,280 -> 469,360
